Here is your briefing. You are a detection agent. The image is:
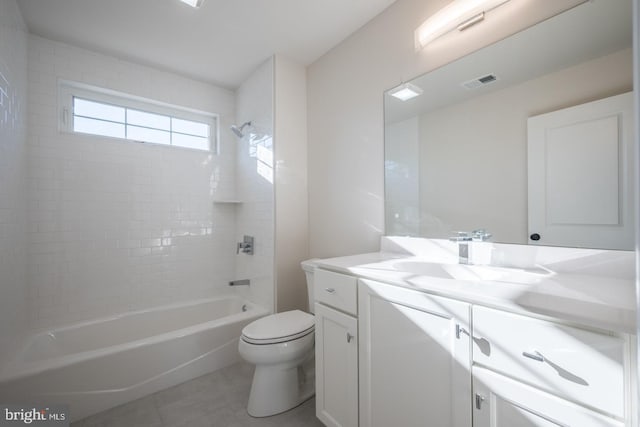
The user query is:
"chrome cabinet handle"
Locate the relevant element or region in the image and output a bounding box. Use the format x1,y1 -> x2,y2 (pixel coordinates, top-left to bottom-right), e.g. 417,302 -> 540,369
325,288 -> 336,293
455,324 -> 469,339
475,393 -> 485,410
522,350 -> 545,362
347,333 -> 354,343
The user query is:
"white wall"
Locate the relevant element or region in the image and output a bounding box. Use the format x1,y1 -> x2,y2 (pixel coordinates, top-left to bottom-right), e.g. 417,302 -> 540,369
274,55 -> 309,312
418,49 -> 632,243
26,36 -> 237,330
0,0 -> 28,366
234,58 -> 275,311
307,0 -> 588,257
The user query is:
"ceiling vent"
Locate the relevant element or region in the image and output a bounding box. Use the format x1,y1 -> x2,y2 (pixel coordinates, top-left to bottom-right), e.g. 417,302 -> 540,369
462,73 -> 498,90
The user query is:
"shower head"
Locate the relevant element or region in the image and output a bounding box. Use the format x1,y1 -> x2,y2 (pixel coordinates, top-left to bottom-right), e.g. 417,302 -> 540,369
231,121 -> 252,138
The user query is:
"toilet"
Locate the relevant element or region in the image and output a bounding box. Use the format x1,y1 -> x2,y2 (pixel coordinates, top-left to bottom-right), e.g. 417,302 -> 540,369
238,259 -> 318,417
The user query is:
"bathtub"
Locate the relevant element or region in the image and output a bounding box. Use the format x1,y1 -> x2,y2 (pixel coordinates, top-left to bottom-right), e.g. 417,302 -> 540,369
0,296 -> 268,422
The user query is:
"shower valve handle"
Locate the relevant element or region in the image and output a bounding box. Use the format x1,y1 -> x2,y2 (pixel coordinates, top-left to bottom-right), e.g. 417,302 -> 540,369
236,235 -> 254,255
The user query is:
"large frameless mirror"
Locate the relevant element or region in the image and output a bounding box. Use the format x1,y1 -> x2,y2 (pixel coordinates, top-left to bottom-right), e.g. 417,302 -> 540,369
384,0 -> 634,250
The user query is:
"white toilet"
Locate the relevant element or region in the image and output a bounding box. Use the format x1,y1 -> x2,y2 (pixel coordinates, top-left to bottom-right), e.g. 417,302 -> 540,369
238,259 -> 318,417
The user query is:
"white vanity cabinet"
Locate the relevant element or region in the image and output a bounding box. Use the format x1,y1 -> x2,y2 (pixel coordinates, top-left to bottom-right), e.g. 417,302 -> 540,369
313,265 -> 636,427
358,278 -> 472,427
472,305 -> 633,427
314,269 -> 359,427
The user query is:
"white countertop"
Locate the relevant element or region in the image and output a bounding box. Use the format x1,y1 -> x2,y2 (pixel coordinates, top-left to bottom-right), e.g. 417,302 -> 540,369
316,250 -> 637,334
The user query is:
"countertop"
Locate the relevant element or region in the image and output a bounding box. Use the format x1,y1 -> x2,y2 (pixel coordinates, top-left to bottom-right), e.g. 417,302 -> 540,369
316,251 -> 637,335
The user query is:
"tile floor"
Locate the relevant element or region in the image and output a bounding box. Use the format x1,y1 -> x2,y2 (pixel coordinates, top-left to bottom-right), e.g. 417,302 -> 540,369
72,362 -> 324,427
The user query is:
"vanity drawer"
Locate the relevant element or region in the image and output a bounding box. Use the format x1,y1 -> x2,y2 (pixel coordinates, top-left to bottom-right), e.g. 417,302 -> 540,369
315,269 -> 357,315
472,305 -> 627,418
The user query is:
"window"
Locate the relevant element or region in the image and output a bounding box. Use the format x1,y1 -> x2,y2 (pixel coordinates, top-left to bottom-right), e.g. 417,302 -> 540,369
59,80 -> 216,152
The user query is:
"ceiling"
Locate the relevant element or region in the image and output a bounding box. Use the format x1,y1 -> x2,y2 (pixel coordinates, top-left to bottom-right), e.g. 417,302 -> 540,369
17,0 -> 396,89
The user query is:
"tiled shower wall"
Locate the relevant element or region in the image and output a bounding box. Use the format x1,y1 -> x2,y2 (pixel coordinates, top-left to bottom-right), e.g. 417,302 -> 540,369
234,58 -> 275,311
26,36 -> 239,330
0,0 -> 28,365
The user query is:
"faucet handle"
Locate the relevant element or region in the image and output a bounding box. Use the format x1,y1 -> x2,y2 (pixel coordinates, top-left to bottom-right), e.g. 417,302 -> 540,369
471,229 -> 492,242
237,235 -> 254,255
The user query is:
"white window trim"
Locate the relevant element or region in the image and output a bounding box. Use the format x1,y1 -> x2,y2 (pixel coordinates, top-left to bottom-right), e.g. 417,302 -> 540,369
58,79 -> 219,153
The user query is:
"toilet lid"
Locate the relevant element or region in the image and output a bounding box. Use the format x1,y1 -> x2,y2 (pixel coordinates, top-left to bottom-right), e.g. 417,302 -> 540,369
242,310 -> 315,344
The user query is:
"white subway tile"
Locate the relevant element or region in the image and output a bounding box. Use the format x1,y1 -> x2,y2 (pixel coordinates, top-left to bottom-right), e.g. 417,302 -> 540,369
14,33 -> 275,331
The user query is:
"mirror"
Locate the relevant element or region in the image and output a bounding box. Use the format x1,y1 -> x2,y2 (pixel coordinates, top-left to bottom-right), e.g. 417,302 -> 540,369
384,0 -> 634,250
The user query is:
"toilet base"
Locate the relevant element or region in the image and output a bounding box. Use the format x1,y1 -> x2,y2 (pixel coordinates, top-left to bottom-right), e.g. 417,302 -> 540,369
247,355 -> 315,417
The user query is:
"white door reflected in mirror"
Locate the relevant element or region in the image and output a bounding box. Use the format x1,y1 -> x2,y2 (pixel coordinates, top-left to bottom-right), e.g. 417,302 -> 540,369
527,92 -> 634,250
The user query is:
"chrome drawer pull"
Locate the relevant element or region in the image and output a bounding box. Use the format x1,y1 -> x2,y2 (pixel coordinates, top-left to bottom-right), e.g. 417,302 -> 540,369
325,288 -> 336,293
522,351 -> 545,362
347,333 -> 354,343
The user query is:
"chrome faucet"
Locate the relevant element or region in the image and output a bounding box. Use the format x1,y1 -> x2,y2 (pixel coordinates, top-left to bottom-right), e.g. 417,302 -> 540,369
449,232 -> 473,264
449,229 -> 491,264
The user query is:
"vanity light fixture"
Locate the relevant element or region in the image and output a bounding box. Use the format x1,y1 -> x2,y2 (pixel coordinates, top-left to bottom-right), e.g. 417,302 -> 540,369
415,0 -> 512,49
389,82 -> 423,101
180,0 -> 205,8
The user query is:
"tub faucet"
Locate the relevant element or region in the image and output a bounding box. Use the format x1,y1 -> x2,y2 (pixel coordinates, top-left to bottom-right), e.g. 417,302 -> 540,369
449,229 -> 491,264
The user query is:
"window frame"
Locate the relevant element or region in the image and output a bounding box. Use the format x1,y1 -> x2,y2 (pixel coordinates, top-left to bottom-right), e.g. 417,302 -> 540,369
58,79 -> 219,153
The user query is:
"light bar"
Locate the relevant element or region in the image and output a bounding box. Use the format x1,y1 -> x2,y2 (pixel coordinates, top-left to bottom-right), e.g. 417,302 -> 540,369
415,0 -> 511,49
180,0 -> 205,8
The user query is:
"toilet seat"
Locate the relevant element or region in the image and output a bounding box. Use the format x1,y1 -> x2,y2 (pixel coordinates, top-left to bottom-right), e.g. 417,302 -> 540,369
242,310 -> 315,345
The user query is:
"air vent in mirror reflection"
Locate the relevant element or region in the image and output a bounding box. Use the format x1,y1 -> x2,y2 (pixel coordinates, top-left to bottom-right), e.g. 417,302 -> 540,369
462,73 -> 498,90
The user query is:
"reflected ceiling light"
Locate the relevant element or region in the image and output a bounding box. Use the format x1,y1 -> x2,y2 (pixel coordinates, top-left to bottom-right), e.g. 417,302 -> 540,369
415,0 -> 512,49
389,83 -> 423,101
180,0 -> 205,8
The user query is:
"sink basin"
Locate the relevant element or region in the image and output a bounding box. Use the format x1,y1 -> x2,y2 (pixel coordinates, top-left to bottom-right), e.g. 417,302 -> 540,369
392,261 -> 454,279
392,261 -> 552,285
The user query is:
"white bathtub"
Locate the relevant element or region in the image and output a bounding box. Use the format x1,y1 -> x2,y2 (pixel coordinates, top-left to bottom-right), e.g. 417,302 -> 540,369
0,296 -> 268,422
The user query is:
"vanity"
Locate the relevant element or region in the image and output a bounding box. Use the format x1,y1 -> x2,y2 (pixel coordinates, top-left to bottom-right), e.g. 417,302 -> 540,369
313,237 -> 637,427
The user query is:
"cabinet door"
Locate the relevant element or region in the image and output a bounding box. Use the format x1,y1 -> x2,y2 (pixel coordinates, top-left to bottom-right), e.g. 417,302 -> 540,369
358,279 -> 472,427
315,303 -> 358,427
473,368 -> 624,427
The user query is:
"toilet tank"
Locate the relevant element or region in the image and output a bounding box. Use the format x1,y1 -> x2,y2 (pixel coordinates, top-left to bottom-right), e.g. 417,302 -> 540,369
300,259 -> 320,314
